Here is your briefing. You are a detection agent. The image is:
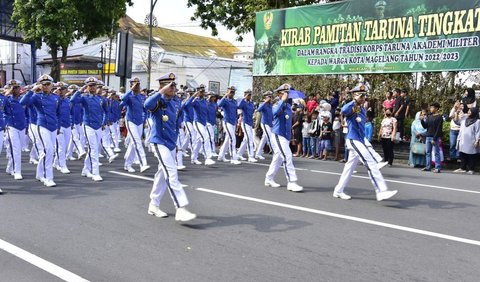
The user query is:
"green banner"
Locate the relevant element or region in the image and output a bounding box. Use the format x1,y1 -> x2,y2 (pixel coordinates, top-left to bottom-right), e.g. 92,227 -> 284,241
253,0 -> 480,76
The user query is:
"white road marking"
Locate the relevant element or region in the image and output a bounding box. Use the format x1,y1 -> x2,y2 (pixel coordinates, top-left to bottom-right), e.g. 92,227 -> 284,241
109,171 -> 154,182
0,238 -> 89,282
243,162 -> 480,195
108,171 -> 480,247
309,169 -> 480,194
196,188 -> 480,247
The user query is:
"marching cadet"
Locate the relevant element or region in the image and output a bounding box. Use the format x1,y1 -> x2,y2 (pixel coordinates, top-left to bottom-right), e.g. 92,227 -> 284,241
183,87 -> 196,160
53,82 -> 72,174
174,89 -> 187,170
67,84 -> 87,161
98,83 -> 118,163
70,77 -> 109,182
4,79 -> 27,180
206,91 -> 218,157
255,91 -> 274,160
145,73 -> 197,221
0,84 -> 7,188
121,77 -> 150,173
333,87 -> 398,201
184,84 -> 215,165
237,89 -> 257,163
264,84 -> 303,192
109,89 -> 122,153
25,84 -> 40,165
20,75 -> 59,187
217,86 -> 241,165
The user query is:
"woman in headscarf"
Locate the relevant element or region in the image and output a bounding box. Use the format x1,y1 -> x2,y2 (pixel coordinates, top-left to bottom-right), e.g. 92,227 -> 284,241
408,110 -> 427,167
453,106 -> 480,174
462,88 -> 477,110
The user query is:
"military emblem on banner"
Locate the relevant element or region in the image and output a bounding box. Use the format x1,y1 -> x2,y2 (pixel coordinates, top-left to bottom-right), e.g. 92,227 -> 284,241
264,12 -> 273,30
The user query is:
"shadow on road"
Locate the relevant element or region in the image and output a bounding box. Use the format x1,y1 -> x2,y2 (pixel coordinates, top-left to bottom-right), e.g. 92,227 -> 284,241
384,199 -> 477,210
181,214 -> 312,232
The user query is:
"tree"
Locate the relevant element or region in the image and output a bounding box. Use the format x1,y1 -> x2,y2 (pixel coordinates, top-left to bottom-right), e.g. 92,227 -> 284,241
187,0 -> 335,41
12,0 -> 133,81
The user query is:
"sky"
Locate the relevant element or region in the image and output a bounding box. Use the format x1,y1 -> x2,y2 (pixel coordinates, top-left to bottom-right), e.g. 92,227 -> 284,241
126,0 -> 255,52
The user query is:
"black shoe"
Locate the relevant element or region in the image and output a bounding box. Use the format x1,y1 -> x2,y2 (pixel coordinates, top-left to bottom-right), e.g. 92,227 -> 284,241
433,169 -> 441,173
421,167 -> 430,171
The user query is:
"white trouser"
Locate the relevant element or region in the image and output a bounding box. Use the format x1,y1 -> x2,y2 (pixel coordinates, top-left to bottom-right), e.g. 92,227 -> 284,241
363,138 -> 383,163
149,143 -> 189,208
54,126 -> 71,169
5,127 -> 24,175
184,121 -> 197,154
334,139 -> 388,194
238,123 -> 255,158
256,124 -> 272,157
124,121 -> 147,167
83,125 -> 102,176
266,134 -> 298,183
100,127 -> 115,158
206,122 -> 216,154
145,118 -> 153,148
68,123 -> 86,158
28,123 -> 40,160
21,129 -> 29,150
176,126 -> 186,167
37,126 -> 56,181
110,121 -> 120,149
192,122 -> 212,161
179,125 -> 189,152
218,121 -> 238,160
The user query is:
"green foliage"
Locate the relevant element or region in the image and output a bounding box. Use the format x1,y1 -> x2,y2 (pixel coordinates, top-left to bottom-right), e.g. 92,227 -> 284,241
187,0 -> 333,41
12,0 -> 133,80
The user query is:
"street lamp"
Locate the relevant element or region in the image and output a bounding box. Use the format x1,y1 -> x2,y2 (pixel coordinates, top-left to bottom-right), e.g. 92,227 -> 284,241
145,0 -> 158,90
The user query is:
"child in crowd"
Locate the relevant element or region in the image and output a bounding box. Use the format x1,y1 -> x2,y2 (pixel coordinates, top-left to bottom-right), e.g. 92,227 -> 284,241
318,115 -> 333,160
309,111 -> 320,159
332,110 -> 342,161
302,115 -> 312,157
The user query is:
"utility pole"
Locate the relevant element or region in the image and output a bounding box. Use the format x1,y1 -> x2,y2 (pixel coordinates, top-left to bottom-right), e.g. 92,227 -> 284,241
147,0 -> 158,90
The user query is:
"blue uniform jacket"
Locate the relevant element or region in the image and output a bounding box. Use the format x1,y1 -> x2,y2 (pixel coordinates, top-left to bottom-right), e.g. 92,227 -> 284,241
341,100 -> 365,142
0,95 -> 6,131
20,91 -> 58,132
57,96 -> 71,129
183,101 -> 195,123
110,99 -> 121,123
144,92 -> 188,150
257,102 -> 273,127
5,96 -> 27,131
121,90 -> 146,126
217,97 -> 237,125
27,104 -> 38,125
174,96 -> 184,127
185,97 -> 208,125
70,91 -> 108,130
207,101 -> 217,125
238,99 -> 254,126
272,100 -> 292,140
70,103 -> 83,126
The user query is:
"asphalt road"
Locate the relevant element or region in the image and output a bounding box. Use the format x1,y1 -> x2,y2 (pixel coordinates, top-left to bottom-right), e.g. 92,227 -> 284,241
1,150 -> 479,282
